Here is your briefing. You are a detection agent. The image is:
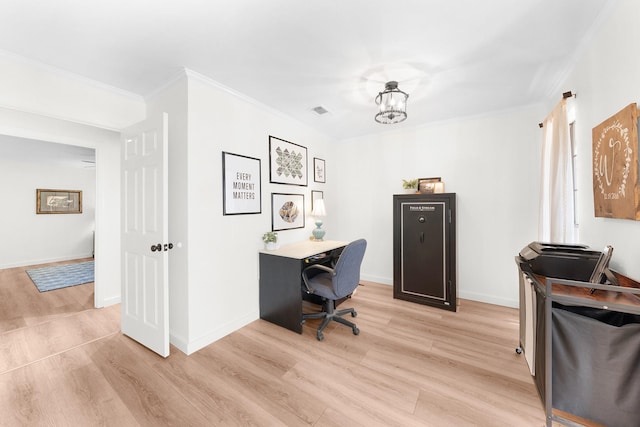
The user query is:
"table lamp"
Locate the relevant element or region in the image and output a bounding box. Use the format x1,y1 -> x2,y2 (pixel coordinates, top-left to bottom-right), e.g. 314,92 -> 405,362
311,199 -> 326,241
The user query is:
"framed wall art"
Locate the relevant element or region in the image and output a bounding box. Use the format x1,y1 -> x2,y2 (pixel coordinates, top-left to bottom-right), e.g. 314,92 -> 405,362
311,190 -> 324,210
313,157 -> 326,183
271,193 -> 305,231
222,151 -> 262,215
418,177 -> 443,194
36,189 -> 82,214
592,103 -> 640,220
269,135 -> 308,186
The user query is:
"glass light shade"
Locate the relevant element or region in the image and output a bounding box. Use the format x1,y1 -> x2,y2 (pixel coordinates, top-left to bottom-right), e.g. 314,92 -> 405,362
375,81 -> 408,124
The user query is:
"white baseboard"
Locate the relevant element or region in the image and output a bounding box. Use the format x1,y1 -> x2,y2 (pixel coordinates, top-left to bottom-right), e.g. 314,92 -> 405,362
458,290 -> 518,308
359,274 -> 518,308
100,295 -> 121,307
172,311 -> 258,355
361,273 -> 392,285
0,253 -> 94,270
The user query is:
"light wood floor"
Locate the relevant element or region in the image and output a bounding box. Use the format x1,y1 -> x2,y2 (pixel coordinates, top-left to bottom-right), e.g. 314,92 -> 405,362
1,265 -> 553,426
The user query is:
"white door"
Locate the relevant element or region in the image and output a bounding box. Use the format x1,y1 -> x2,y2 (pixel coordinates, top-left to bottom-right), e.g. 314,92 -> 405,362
120,112 -> 170,357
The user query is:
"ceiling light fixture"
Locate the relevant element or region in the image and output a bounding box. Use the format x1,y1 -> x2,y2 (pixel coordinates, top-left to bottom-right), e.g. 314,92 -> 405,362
375,81 -> 408,124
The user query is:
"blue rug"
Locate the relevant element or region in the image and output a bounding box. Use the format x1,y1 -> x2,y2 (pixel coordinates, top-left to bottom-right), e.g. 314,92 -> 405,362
26,261 -> 95,292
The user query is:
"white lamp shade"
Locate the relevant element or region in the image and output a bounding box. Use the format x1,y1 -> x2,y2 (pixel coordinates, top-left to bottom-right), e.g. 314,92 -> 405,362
311,199 -> 326,217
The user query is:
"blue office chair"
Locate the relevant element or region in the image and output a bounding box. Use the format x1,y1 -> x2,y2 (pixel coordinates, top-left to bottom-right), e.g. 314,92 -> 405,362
302,239 -> 367,341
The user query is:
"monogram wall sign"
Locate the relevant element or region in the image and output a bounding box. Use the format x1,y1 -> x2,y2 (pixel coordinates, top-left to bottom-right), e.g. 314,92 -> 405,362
592,103 -> 640,220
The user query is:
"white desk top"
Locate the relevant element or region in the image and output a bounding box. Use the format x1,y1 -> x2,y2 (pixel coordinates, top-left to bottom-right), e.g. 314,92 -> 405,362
260,240 -> 348,260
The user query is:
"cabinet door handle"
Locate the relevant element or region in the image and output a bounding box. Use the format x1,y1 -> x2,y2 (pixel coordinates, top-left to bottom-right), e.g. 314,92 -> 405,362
420,232 -> 424,244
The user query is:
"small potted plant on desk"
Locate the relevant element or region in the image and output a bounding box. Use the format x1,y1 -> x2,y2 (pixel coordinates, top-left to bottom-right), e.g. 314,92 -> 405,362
262,231 -> 278,250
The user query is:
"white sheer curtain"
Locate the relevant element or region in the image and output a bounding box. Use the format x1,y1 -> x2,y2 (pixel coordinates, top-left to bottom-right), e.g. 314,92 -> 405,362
539,98 -> 576,243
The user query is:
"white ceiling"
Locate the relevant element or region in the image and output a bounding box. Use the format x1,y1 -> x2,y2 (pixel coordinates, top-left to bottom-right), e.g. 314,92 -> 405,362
0,135 -> 95,168
0,0 -> 612,140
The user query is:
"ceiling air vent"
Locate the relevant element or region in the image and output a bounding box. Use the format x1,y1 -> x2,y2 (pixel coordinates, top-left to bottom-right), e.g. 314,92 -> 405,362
312,106 -> 329,115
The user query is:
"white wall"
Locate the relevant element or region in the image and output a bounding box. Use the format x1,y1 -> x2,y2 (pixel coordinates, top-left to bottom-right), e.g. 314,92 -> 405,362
3,0 -> 639,348
558,0 -> 640,279
147,70 -> 334,354
332,107 -> 542,307
0,155 -> 95,268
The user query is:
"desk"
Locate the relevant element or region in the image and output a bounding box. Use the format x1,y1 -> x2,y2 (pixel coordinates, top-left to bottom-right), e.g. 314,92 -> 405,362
259,240 -> 347,333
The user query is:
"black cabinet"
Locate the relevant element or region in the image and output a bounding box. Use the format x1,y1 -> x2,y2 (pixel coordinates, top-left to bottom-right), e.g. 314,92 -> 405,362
393,193 -> 456,311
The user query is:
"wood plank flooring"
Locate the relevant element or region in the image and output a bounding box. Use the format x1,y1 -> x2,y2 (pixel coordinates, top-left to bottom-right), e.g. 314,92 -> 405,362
1,265 -> 554,426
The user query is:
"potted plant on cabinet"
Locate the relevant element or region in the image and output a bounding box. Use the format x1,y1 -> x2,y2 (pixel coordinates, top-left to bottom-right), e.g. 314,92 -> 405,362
402,179 -> 418,193
262,231 -> 278,250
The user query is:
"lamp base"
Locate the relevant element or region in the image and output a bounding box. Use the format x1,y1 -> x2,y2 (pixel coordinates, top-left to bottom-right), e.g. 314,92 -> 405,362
312,220 -> 325,241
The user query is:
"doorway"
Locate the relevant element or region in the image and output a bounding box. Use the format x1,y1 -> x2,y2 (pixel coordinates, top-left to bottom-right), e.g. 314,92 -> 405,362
0,134 -> 99,314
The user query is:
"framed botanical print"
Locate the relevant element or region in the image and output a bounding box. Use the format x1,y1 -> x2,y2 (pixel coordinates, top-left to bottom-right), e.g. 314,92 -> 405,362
36,189 -> 82,214
269,135 -> 308,186
314,157 -> 326,183
271,193 -> 305,231
222,151 -> 261,215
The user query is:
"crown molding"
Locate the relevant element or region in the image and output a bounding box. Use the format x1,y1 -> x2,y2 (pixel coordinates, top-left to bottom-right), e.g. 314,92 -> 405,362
0,49 -> 144,102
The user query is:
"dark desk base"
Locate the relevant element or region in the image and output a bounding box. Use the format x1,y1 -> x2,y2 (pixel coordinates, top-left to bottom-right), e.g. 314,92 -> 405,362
259,242 -> 345,333
260,252 -> 307,333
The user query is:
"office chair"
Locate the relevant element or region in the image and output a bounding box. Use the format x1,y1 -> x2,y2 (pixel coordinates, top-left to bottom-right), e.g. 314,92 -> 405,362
301,238 -> 367,341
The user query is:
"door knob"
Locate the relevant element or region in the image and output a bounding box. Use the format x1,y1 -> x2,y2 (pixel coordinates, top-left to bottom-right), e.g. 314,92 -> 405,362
164,243 -> 174,251
151,243 -> 162,252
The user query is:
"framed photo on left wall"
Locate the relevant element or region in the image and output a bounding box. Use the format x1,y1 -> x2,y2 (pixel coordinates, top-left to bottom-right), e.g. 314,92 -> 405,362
222,151 -> 262,215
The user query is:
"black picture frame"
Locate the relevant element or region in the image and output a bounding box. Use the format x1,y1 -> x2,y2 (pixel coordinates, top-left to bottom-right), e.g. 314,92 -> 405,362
222,151 -> 262,215
313,157 -> 326,183
269,135 -> 308,186
271,193 -> 305,231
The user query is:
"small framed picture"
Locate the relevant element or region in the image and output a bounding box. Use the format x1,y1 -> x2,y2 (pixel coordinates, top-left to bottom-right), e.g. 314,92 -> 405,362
311,190 -> 323,210
314,158 -> 326,183
269,135 -> 308,186
36,189 -> 82,214
271,193 -> 305,231
418,177 -> 442,194
222,151 -> 262,215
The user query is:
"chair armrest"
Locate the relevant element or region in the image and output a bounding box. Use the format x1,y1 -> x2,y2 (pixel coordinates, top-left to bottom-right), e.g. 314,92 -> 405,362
301,264 -> 335,293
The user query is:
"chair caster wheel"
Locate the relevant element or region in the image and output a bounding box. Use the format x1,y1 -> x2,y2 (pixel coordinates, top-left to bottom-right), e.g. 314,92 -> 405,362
353,327 -> 360,335
351,310 -> 357,318
515,347 -> 522,354
316,332 -> 324,341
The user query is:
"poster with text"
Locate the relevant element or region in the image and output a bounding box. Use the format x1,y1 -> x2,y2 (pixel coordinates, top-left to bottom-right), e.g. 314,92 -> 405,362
222,152 -> 261,215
